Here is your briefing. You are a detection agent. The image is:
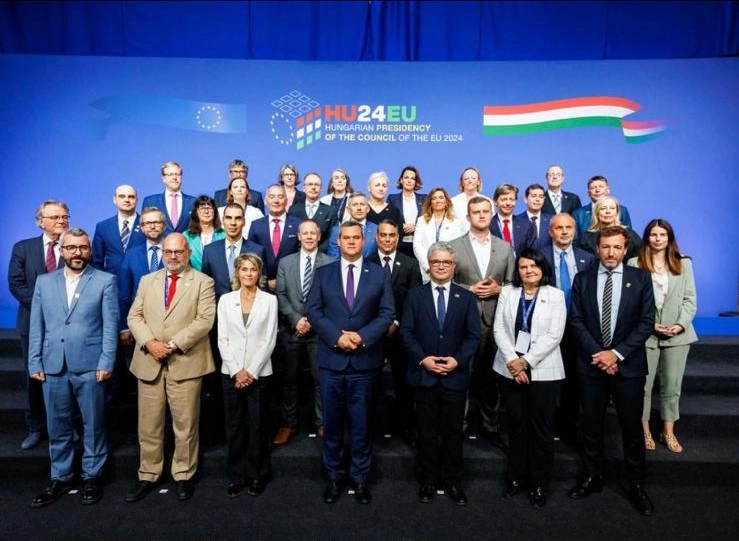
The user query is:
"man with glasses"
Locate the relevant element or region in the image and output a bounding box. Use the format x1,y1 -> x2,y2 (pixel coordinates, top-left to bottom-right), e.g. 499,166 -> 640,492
28,227 -> 119,507
288,172 -> 337,251
141,161 -> 196,234
214,159 -> 265,213
8,200 -> 69,450
400,242 -> 480,505
125,233 -> 216,503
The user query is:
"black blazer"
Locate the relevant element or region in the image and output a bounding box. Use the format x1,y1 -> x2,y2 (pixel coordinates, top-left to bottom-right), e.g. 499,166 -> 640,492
366,251 -> 422,323
214,187 -> 265,214
490,213 -> 535,258
287,201 -> 338,249
542,190 -> 582,215
569,264 -> 655,379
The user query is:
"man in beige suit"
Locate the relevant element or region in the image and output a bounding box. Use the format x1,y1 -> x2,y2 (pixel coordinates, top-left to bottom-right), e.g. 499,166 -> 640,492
449,196 -> 515,449
125,233 -> 216,503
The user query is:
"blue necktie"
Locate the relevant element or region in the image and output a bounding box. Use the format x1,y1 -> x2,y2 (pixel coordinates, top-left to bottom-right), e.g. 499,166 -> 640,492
227,245 -> 236,279
559,251 -> 572,309
149,246 -> 159,273
302,255 -> 313,302
436,286 -> 446,327
121,219 -> 130,250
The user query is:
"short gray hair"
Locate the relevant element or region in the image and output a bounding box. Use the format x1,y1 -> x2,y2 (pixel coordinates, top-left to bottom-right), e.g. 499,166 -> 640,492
427,241 -> 455,262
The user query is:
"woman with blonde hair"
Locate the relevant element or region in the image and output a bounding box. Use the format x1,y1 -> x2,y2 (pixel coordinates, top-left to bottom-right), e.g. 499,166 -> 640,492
577,195 -> 641,260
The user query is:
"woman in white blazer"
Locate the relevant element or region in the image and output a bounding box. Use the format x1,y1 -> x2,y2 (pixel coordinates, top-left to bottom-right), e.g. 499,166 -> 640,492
493,247 -> 567,508
217,253 -> 277,497
628,218 -> 697,454
413,187 -> 466,282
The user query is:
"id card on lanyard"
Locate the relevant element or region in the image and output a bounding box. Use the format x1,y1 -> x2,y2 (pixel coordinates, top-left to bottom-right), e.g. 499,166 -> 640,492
515,289 -> 537,354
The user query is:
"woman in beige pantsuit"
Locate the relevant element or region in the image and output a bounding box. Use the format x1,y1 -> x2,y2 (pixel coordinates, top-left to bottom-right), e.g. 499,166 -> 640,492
629,218 -> 697,453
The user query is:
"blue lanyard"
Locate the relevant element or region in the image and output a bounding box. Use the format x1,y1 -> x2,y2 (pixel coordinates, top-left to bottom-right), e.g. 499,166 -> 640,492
435,216 -> 445,242
519,288 -> 538,332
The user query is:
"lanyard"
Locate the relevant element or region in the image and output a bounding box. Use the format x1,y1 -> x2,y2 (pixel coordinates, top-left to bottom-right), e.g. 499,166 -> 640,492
435,215 -> 445,242
519,288 -> 538,332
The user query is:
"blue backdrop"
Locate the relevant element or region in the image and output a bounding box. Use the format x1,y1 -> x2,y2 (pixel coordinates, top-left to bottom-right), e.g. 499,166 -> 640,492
1,54 -> 737,330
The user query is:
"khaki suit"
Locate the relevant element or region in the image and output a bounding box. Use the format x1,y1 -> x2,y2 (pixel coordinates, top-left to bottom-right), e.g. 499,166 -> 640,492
128,267 -> 216,482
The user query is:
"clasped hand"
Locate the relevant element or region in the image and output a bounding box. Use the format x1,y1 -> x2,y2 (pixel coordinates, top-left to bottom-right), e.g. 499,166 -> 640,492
421,356 -> 458,375
337,331 -> 362,351
591,350 -> 619,375
506,357 -> 530,384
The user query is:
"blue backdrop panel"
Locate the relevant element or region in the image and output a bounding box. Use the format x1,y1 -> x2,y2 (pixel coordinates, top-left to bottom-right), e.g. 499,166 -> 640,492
0,55 -> 737,328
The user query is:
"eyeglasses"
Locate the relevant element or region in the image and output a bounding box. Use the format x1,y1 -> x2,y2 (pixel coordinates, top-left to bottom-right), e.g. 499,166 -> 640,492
141,221 -> 165,227
429,260 -> 454,267
282,172 -> 296,177
61,245 -> 91,254
163,172 -> 182,177
43,215 -> 70,222
162,249 -> 187,257
197,205 -> 214,211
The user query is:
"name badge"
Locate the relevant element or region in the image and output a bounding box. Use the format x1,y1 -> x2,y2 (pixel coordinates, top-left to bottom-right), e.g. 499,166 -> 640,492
515,330 -> 531,354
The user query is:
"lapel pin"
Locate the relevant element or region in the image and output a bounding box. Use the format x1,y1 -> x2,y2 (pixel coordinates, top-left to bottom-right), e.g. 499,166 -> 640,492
626,282 -> 632,288
454,293 -> 460,298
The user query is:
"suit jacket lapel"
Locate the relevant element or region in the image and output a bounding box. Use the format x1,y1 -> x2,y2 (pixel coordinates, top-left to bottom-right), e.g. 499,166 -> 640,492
67,270 -> 92,318
54,272 -> 70,317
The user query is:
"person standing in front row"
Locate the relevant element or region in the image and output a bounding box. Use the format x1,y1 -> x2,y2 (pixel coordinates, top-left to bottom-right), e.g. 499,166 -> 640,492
307,221 -> 394,505
400,241 -> 480,506
217,253 -> 277,498
568,226 -> 656,517
493,248 -> 566,508
28,227 -> 119,508
125,233 -> 216,503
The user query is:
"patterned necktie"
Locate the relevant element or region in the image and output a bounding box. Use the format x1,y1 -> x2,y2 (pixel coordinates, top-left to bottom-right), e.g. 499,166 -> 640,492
552,193 -> 561,213
45,241 -> 57,273
601,270 -> 614,347
271,218 -> 281,257
383,256 -> 392,278
227,245 -> 236,279
169,193 -> 179,227
166,274 -> 179,308
149,246 -> 159,273
559,251 -> 572,309
530,215 -> 538,242
345,264 -> 355,308
436,286 -> 446,327
502,219 -> 512,244
302,255 -> 313,302
121,219 -> 130,250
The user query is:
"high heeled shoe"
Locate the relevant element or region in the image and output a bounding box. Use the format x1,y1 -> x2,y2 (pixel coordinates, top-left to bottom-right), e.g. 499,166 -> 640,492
644,432 -> 656,451
660,432 -> 683,453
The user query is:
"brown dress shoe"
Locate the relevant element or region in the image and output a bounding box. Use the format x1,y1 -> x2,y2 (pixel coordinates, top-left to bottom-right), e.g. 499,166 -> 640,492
273,427 -> 296,446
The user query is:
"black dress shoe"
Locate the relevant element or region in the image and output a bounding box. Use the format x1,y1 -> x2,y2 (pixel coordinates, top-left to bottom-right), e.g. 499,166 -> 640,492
628,484 -> 654,516
529,486 -> 547,507
502,479 -> 522,499
175,480 -> 194,501
445,485 -> 468,506
31,480 -> 72,509
125,480 -> 157,503
247,478 -> 265,497
323,480 -> 342,504
417,483 -> 435,503
80,478 -> 103,505
227,482 -> 245,497
567,475 -> 603,499
354,483 -> 371,504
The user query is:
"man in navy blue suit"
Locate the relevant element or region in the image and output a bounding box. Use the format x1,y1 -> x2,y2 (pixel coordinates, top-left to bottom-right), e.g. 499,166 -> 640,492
490,183 -> 534,259
324,192 -> 378,260
287,172 -> 337,252
213,159 -> 265,213
307,221 -> 394,505
542,213 -> 595,442
400,241 -> 480,506
516,183 -> 553,252
247,184 -> 301,293
567,226 -> 655,517
140,161 -> 196,234
91,184 -> 145,401
28,227 -> 119,507
92,184 -> 145,275
8,199 -> 69,450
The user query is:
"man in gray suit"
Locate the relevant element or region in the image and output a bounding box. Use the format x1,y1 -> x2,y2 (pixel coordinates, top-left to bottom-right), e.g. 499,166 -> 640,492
28,227 -> 119,508
449,196 -> 514,449
273,219 -> 333,444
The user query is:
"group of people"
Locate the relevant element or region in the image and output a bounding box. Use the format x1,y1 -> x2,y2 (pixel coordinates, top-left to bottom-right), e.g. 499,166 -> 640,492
9,160 -> 697,518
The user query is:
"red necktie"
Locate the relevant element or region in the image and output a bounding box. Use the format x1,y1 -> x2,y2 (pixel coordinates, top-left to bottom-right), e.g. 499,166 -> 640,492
45,241 -> 57,273
271,218 -> 281,256
502,219 -> 512,244
166,274 -> 179,308
169,193 -> 179,227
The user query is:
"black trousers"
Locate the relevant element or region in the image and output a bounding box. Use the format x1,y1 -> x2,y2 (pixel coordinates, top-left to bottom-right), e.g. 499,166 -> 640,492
499,376 -> 560,487
414,384 -> 466,487
466,322 -> 499,433
222,374 -> 272,483
275,329 -> 321,428
579,372 -> 646,485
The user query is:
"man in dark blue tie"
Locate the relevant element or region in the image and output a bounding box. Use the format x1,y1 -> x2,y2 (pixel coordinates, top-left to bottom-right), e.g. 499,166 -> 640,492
306,221 -> 394,505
